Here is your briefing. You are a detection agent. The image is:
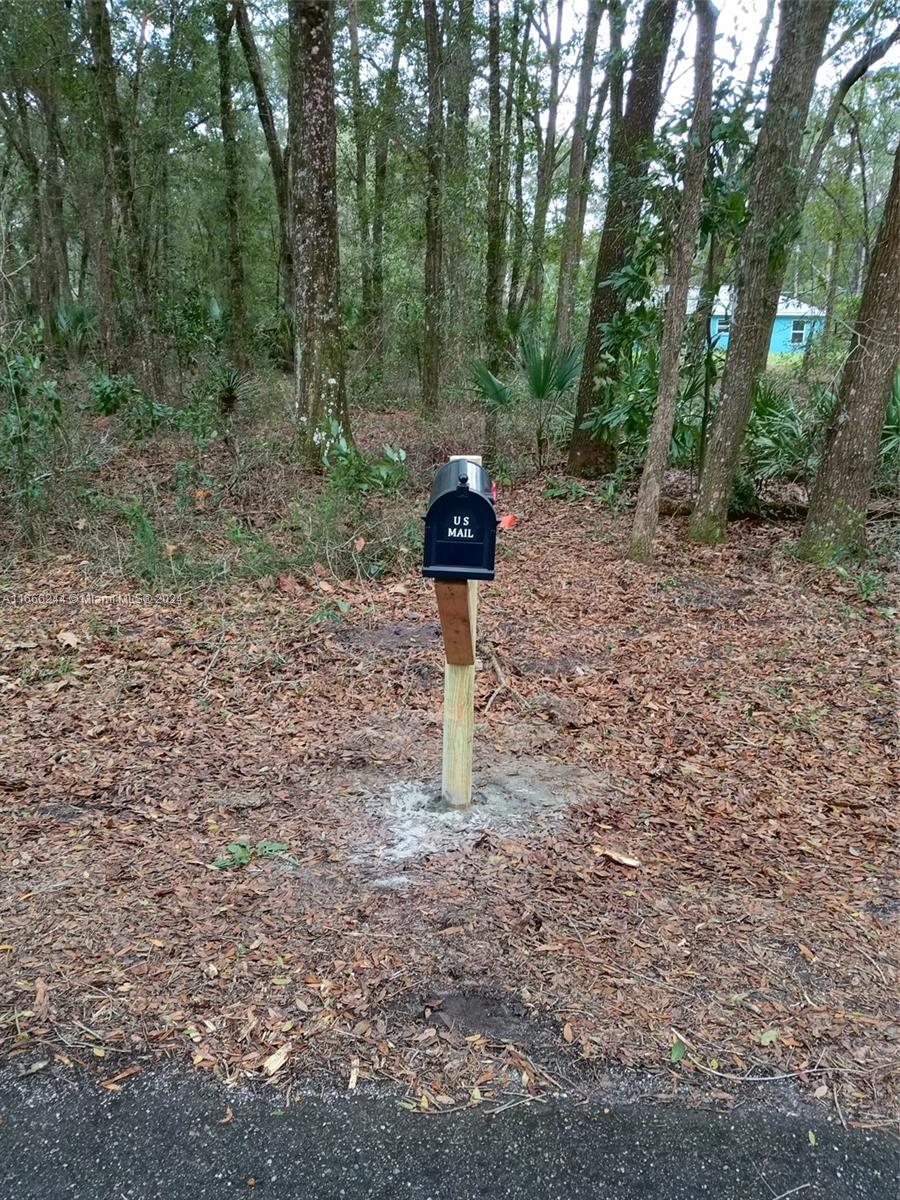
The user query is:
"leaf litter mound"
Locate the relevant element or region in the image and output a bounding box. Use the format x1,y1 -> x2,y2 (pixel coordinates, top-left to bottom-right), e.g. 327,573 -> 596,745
1,482 -> 897,1125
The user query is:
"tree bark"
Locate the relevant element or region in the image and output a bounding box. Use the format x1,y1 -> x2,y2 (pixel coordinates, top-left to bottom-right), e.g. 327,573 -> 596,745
422,0 -> 444,416
629,0 -> 717,562
689,0 -> 776,357
371,0 -> 412,368
444,0 -> 475,346
234,0 -> 292,309
484,0 -> 505,371
506,5 -> 532,327
554,0 -> 603,351
798,141 -> 899,561
689,0 -> 836,542
521,0 -> 564,314
566,0 -> 677,477
214,1 -> 247,369
348,0 -> 372,329
288,0 -> 350,457
85,0 -> 162,398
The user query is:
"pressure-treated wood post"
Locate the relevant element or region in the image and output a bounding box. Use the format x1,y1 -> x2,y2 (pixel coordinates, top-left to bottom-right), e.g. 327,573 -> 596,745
435,454 -> 481,807
436,579 -> 478,806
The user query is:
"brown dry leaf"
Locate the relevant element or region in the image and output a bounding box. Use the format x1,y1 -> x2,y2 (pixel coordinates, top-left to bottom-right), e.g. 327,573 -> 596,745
34,978 -> 49,1019
592,845 -> 642,868
562,1023 -> 574,1043
262,1043 -> 291,1076
100,1065 -> 141,1089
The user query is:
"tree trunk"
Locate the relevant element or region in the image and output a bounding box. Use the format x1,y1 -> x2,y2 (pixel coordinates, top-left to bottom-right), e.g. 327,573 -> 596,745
506,6 -> 532,327
371,0 -> 412,369
797,141 -> 900,562
521,0 -> 564,315
348,0 -> 372,330
214,1 -> 247,370
801,22 -> 899,201
629,0 -> 717,562
444,0 -> 475,349
234,0 -> 292,309
422,0 -> 444,417
566,0 -> 677,478
484,0 -> 504,372
688,0 -> 776,359
85,0 -> 162,398
689,0 -> 836,542
553,0 -> 603,351
288,0 -> 350,457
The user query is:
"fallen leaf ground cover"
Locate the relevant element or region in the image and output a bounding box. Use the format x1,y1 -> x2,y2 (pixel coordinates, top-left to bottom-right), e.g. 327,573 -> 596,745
1,478 -> 897,1126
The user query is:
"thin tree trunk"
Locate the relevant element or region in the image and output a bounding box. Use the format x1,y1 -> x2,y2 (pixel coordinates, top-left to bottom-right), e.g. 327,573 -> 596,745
521,0 -> 564,314
234,0 -> 292,308
506,6 -> 532,327
288,0 -> 350,456
689,0 -> 836,542
566,0 -> 678,477
629,0 -> 717,562
485,0 -> 504,369
801,22 -> 899,201
554,0 -> 603,351
371,0 -> 412,368
798,141 -> 899,561
689,0 -> 777,357
422,0 -> 444,417
215,1 -> 247,370
348,0 -> 372,329
444,0 -> 475,349
498,0 -> 522,314
86,0 -> 162,398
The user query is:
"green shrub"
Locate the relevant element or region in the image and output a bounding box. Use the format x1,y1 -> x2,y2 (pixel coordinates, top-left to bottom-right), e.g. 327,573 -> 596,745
53,301 -> 96,361
323,422 -> 407,495
0,328 -> 62,540
89,370 -> 173,440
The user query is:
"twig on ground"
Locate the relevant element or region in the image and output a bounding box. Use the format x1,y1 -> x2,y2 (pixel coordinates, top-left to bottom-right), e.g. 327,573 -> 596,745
833,1083 -> 848,1130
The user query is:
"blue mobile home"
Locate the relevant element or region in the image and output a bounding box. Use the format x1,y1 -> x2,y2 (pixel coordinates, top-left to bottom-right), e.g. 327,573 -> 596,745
705,289 -> 825,354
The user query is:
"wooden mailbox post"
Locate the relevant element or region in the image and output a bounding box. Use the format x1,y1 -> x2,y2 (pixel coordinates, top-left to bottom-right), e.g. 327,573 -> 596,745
422,455 -> 498,807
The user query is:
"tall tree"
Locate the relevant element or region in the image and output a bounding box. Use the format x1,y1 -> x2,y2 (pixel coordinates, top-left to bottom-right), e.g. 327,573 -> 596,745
234,0 -> 292,308
520,0 -> 564,314
371,0 -> 413,368
484,0 -> 505,369
214,0 -> 247,368
689,0 -> 836,542
798,140 -> 899,562
553,0 -> 604,351
445,0 -> 475,339
629,0 -> 717,562
566,0 -> 678,477
689,0 -> 777,356
422,0 -> 444,415
288,0 -> 350,456
348,0 -> 372,329
85,0 -> 161,398
506,4 -> 532,326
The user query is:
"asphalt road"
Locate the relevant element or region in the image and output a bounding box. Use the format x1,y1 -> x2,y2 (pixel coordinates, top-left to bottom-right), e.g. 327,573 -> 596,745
0,1068 -> 896,1200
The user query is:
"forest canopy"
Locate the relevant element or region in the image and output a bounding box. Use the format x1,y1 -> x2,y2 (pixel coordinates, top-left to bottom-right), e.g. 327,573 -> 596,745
0,0 -> 898,566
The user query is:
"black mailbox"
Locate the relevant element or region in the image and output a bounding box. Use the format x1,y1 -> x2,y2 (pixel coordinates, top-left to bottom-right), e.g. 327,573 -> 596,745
422,459 -> 498,581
